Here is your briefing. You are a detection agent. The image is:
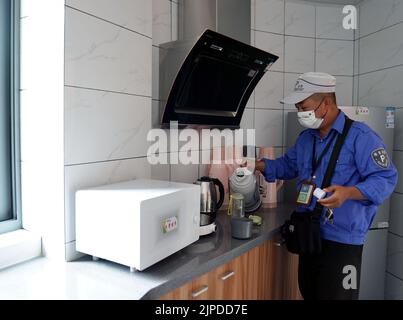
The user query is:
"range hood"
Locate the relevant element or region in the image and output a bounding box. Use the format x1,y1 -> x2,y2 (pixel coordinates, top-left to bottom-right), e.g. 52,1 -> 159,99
159,0 -> 279,129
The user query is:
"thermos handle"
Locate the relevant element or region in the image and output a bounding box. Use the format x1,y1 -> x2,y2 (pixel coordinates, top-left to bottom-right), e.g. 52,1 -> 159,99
213,178 -> 225,211
276,179 -> 284,191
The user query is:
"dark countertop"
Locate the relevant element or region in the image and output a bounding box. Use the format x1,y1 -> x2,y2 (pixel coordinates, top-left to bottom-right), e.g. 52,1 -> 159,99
138,202 -> 294,299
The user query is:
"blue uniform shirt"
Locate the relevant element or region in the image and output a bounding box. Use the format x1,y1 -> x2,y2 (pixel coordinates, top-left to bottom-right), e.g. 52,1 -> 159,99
263,110 -> 398,245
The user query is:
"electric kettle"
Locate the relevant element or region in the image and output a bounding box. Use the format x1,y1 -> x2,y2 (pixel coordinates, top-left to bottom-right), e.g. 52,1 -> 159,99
229,167 -> 262,213
194,177 -> 225,226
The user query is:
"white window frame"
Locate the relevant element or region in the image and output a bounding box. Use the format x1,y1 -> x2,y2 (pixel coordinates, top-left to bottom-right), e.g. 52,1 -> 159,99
0,0 -> 21,235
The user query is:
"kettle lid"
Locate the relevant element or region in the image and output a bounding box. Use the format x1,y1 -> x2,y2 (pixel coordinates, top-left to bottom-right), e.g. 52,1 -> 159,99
235,167 -> 253,177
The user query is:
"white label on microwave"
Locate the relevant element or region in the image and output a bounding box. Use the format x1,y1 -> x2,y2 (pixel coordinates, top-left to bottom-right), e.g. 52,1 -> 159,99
162,216 -> 178,234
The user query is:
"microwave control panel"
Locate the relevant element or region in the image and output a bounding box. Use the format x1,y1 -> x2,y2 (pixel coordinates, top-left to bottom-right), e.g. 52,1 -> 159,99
162,216 -> 178,234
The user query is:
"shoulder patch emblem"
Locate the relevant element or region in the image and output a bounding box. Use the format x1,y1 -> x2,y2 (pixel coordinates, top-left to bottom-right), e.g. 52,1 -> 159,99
371,148 -> 389,169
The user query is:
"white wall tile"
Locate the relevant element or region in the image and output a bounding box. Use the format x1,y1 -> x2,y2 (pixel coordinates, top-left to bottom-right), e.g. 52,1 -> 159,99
360,0 -> 403,38
150,155 -> 171,181
353,75 -> 359,106
65,0 -> 152,37
358,66 -> 403,108
170,153 -> 199,184
359,22 -> 403,75
250,28 -> 255,47
390,193 -> 403,237
255,71 -> 284,110
387,232 -> 403,280
171,0 -> 178,41
395,108 -> 403,151
316,4 -> 354,40
199,149 -> 211,179
152,100 -> 164,129
393,151 -> 403,193
285,36 -> 315,73
65,7 -> 152,97
283,108 -> 296,147
386,273 -> 403,300
153,0 -> 171,46
241,108 -> 255,131
152,46 -> 159,100
255,31 -> 284,72
167,128 -> 201,153
335,76 -> 353,106
246,92 -> 255,109
354,38 -> 359,76
255,109 -> 283,147
251,0 -> 256,29
316,39 -> 354,76
283,72 -> 300,110
65,157 -> 151,243
65,87 -> 151,165
255,0 -> 285,34
285,0 -> 315,37
240,109 -> 256,149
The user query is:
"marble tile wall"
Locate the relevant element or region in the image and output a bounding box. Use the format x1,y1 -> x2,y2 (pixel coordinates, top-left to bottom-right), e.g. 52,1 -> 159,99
64,0 -> 153,261
356,0 -> 403,299
252,0 -> 354,152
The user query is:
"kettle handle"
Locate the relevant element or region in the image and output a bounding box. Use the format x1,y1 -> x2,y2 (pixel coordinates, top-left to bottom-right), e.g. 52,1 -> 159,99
212,178 -> 225,211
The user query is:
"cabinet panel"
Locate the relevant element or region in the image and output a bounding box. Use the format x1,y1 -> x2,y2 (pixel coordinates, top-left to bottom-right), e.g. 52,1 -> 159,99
191,271 -> 216,300
212,255 -> 243,300
271,235 -> 303,300
159,238 -> 302,300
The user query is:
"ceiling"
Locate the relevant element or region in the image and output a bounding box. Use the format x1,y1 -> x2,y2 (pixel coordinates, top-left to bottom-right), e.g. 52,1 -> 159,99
306,0 -> 362,4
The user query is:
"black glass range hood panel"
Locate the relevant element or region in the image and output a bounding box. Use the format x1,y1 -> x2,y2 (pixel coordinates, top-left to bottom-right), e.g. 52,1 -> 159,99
161,29 -> 279,129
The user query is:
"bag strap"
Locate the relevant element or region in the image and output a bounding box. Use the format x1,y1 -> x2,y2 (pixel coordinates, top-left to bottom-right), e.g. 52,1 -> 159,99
313,115 -> 354,214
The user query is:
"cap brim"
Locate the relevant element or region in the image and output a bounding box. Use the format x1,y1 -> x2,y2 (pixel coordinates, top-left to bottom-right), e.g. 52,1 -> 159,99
280,92 -> 313,105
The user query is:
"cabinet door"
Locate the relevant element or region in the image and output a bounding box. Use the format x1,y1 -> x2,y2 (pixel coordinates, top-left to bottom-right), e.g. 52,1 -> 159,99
237,240 -> 279,300
159,261 -> 241,300
281,251 -> 302,300
256,240 -> 280,300
213,255 -> 243,299
190,271 -> 216,300
238,245 -> 260,299
272,236 -> 303,300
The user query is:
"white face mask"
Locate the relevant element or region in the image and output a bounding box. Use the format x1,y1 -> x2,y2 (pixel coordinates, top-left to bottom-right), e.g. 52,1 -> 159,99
297,110 -> 324,129
297,99 -> 325,129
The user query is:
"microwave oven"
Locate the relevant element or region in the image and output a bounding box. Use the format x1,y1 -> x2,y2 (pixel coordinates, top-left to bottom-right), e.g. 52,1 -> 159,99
75,179 -> 200,271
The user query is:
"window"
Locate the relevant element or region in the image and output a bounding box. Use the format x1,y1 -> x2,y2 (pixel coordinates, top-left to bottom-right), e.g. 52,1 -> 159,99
0,0 -> 21,234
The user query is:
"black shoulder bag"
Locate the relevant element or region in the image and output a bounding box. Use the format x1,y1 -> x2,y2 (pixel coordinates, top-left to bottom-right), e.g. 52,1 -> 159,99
281,116 -> 354,255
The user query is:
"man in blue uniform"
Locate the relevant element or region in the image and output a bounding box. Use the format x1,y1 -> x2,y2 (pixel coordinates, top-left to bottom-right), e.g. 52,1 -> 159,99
255,72 -> 398,300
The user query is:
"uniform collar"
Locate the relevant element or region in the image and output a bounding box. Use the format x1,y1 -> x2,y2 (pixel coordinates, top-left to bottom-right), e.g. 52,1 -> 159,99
309,109 -> 345,138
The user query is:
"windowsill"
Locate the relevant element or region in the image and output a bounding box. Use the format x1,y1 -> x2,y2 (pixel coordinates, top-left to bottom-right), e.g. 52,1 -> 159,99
0,229 -> 42,270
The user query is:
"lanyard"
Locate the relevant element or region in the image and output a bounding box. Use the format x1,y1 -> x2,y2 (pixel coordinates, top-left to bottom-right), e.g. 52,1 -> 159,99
311,131 -> 337,179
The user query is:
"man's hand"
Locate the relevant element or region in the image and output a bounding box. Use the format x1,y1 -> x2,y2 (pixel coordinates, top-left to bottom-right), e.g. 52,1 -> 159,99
241,159 -> 266,173
317,185 -> 366,209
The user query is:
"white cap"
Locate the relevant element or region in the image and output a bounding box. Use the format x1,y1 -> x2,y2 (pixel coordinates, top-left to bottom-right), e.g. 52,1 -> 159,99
281,72 -> 337,105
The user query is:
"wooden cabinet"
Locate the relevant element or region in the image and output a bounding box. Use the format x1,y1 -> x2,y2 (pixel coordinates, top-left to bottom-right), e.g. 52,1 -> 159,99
271,236 -> 303,300
159,238 -> 302,300
160,255 -> 243,300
